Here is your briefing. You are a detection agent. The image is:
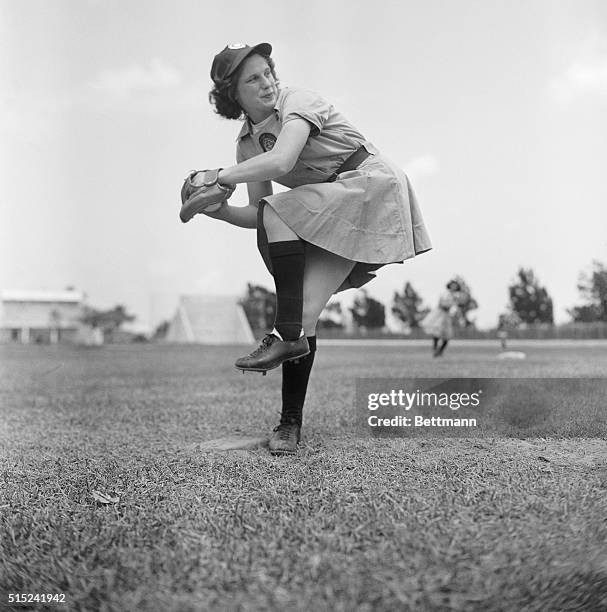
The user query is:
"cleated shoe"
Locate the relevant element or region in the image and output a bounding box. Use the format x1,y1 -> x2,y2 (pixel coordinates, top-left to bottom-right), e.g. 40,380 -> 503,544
234,334 -> 309,373
268,418 -> 301,455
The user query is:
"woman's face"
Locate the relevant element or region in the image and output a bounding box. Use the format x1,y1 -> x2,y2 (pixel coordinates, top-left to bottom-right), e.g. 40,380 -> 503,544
234,54 -> 278,123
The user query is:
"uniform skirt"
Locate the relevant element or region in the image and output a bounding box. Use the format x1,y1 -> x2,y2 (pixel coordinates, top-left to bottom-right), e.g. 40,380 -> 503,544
257,152 -> 432,293
420,308 -> 454,340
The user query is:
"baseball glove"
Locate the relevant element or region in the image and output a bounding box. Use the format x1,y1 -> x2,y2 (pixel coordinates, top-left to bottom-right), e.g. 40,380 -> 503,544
179,168 -> 235,223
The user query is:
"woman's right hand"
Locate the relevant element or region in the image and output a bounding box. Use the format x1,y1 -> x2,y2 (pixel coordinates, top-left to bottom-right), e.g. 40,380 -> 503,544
202,200 -> 228,218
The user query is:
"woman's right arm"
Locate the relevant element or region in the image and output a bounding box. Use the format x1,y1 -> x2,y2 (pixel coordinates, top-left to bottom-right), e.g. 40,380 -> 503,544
203,180 -> 273,229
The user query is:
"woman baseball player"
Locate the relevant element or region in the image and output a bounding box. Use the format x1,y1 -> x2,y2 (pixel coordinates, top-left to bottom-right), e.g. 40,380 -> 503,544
420,280 -> 462,357
180,42 -> 432,454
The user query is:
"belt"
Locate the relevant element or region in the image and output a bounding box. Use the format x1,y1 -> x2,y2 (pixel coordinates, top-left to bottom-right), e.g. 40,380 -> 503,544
327,146 -> 371,182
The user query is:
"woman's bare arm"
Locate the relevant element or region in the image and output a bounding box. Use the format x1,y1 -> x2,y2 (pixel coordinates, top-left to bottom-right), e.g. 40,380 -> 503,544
217,118 -> 311,185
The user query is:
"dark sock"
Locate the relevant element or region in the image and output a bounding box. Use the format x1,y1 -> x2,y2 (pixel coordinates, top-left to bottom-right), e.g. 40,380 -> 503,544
281,336 -> 317,426
432,337 -> 439,352
268,240 -> 305,341
438,340 -> 448,355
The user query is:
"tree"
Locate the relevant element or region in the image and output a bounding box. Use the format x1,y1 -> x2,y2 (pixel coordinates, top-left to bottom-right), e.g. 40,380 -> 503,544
239,283 -> 276,333
80,304 -> 136,342
350,289 -> 385,330
318,301 -> 345,329
452,275 -> 478,328
391,282 -> 429,331
568,260 -> 607,322
508,268 -> 554,325
152,320 -> 170,340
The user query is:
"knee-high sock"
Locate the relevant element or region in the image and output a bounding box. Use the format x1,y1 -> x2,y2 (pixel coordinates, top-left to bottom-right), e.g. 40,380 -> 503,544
438,339 -> 449,355
268,240 -> 305,341
281,336 -> 317,426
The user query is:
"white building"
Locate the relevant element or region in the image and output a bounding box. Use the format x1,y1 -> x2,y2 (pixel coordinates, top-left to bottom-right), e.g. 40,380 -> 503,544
0,289 -> 86,344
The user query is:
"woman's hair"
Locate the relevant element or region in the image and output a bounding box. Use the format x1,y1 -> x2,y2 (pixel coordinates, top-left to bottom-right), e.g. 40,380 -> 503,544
208,53 -> 278,120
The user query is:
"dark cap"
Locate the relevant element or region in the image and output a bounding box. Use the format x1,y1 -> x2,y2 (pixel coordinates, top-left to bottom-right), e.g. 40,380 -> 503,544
211,42 -> 272,83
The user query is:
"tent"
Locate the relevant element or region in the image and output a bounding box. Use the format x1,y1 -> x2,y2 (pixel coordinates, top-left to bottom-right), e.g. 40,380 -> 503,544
166,295 -> 254,344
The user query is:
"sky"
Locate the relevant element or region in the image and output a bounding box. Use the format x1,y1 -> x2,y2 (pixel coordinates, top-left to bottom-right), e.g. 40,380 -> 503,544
1,0 -> 606,332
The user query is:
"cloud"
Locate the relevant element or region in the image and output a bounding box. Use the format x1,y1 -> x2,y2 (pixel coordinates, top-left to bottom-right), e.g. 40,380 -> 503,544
82,59 -> 207,113
0,59 -> 202,139
404,154 -> 439,182
551,34 -> 607,104
87,59 -> 183,99
553,56 -> 607,102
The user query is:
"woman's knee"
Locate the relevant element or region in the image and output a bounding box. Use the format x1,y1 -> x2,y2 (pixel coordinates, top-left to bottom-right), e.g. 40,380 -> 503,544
262,204 -> 298,242
262,204 -> 279,230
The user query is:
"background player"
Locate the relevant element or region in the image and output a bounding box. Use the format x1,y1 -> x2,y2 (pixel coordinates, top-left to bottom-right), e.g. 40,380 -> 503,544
421,280 -> 462,357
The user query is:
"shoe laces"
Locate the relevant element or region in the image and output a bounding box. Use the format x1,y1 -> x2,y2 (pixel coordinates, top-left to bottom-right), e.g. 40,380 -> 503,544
249,334 -> 278,357
273,419 -> 299,440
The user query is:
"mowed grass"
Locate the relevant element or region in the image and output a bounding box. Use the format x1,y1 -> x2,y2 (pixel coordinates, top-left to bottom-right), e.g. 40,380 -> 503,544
1,341 -> 607,611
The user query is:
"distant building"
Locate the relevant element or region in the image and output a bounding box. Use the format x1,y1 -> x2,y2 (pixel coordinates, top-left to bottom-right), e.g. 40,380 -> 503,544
0,289 -> 86,344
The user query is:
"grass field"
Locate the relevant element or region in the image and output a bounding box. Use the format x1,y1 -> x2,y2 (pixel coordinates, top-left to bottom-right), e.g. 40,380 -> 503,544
1,341 -> 607,611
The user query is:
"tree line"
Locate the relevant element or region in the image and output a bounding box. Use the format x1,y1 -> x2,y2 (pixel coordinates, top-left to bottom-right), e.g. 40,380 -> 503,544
81,260 -> 607,339
240,260 -> 607,333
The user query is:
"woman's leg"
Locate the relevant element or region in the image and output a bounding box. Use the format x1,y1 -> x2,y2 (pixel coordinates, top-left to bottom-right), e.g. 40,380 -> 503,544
263,207 -> 358,334
300,244 -> 357,336
270,336 -> 317,455
234,205 -> 308,372
263,205 -> 305,340
269,244 -> 355,455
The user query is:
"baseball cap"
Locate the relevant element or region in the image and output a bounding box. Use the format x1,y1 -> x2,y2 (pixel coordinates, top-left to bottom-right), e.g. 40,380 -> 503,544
211,42 -> 273,83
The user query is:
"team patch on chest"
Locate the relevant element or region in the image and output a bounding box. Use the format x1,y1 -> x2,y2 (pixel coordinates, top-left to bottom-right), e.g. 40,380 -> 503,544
259,133 -> 277,152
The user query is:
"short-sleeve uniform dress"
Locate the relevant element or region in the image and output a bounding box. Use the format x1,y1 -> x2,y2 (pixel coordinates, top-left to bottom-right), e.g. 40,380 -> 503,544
421,291 -> 459,340
236,87 -> 432,292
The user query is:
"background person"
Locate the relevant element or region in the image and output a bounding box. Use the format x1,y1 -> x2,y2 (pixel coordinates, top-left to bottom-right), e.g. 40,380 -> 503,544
421,280 -> 462,357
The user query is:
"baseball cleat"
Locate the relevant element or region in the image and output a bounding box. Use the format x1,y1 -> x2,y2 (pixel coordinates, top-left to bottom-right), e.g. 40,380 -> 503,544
268,418 -> 301,455
234,334 -> 309,373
